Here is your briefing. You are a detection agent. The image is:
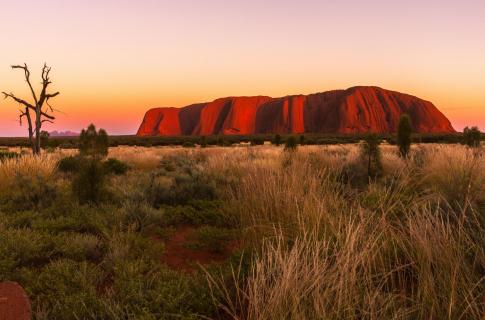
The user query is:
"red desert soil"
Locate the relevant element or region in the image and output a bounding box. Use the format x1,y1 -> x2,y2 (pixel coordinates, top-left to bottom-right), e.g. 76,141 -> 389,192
160,226 -> 237,273
0,282 -> 31,320
137,86 -> 455,136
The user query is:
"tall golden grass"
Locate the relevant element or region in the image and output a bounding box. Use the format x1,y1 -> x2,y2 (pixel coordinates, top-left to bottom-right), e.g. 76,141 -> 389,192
206,144 -> 485,319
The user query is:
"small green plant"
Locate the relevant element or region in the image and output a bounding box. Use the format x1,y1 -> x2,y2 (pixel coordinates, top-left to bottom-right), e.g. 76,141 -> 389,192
284,136 -> 298,152
397,114 -> 413,158
463,126 -> 481,148
361,134 -> 382,178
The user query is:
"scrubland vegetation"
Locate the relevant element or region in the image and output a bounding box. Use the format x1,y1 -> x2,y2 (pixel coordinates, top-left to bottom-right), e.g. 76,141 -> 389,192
0,142 -> 484,319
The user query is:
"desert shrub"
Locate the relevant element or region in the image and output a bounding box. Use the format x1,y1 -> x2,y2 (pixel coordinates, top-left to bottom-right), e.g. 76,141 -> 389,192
397,114 -> 412,158
183,141 -> 195,148
162,200 -> 226,226
360,134 -> 382,178
272,134 -> 282,146
299,134 -> 305,145
57,155 -> 81,173
79,124 -> 109,158
284,136 -> 298,151
120,201 -> 164,232
148,154 -> 216,206
57,233 -> 104,262
0,229 -> 57,279
21,259 -> 106,320
186,226 -> 234,253
40,130 -> 50,150
463,126 -> 481,148
0,172 -> 58,211
0,150 -> 19,161
110,259 -> 216,318
250,137 -> 264,146
103,158 -> 129,175
72,159 -> 108,204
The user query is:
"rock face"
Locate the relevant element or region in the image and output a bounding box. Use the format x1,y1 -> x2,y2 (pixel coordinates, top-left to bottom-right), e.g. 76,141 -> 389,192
137,86 -> 455,136
0,282 -> 31,320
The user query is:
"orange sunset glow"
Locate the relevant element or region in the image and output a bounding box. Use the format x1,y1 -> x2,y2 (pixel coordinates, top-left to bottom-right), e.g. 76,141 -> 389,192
0,0 -> 484,136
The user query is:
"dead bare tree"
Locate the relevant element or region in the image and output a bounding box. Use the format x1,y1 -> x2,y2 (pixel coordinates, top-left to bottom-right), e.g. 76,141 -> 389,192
2,63 -> 59,155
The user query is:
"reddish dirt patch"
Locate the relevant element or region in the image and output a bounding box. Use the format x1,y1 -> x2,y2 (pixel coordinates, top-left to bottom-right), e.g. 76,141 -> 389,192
160,226 -> 237,273
0,282 -> 31,320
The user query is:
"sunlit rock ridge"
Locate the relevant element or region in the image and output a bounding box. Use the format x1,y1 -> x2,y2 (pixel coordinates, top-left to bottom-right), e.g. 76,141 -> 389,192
137,86 -> 455,136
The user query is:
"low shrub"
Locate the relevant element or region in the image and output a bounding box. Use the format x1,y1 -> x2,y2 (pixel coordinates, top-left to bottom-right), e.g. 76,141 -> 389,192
57,156 -> 81,173
72,159 -> 108,204
103,158 -> 130,175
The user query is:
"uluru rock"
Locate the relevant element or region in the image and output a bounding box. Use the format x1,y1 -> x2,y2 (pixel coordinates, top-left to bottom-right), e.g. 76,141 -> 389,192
137,86 -> 455,136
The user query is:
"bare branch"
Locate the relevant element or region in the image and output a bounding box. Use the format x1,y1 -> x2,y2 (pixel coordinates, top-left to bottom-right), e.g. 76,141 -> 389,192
2,92 -> 55,120
12,63 -> 38,105
2,92 -> 35,109
41,119 -> 54,124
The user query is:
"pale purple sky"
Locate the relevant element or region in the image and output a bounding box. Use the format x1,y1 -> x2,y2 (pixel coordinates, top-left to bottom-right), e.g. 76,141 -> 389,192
0,0 -> 484,135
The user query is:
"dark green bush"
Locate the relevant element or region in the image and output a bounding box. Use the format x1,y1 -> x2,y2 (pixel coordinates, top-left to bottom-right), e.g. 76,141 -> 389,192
57,156 -> 81,173
186,226 -> 234,253
272,134 -> 282,146
284,136 -> 298,151
79,124 -> 109,158
72,159 -> 108,204
397,114 -> 413,158
463,126 -> 481,148
361,134 -> 383,178
0,150 -> 19,161
250,137 -> 264,146
103,158 -> 129,175
182,141 -> 195,148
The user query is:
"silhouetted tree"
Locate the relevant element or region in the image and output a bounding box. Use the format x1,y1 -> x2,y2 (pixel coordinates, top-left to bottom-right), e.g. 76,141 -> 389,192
273,134 -> 282,146
79,124 -> 109,159
361,134 -> 382,178
284,136 -> 298,152
2,63 -> 59,155
299,134 -> 305,145
397,114 -> 413,158
463,126 -> 481,148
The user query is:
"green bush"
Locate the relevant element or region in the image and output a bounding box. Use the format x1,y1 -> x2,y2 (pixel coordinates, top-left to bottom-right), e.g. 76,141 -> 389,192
182,141 -> 195,148
21,259 -> 106,320
284,136 -> 298,151
250,137 -> 264,146
72,159 -> 108,204
272,134 -> 282,146
0,150 -> 19,161
186,226 -> 234,253
397,114 -> 413,158
361,134 -> 383,178
79,124 -> 109,158
103,158 -> 129,175
463,126 -> 481,148
57,156 -> 81,173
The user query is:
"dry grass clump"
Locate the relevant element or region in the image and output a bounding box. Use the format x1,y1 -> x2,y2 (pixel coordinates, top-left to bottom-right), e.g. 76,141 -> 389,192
0,153 -> 59,193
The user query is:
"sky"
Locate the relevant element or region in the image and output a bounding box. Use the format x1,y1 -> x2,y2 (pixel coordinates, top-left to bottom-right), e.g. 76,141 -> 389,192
0,0 -> 484,136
